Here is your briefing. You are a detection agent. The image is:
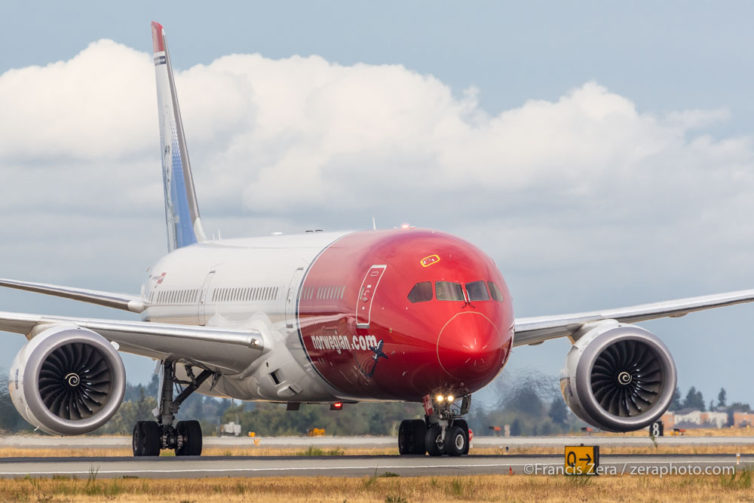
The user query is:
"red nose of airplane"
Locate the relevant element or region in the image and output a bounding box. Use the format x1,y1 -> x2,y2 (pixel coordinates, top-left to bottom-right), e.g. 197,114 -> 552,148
436,312 -> 505,384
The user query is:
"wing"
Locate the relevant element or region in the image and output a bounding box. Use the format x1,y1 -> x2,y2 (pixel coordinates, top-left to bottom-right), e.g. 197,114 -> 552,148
0,311 -> 264,374
0,278 -> 145,313
514,288 -> 754,347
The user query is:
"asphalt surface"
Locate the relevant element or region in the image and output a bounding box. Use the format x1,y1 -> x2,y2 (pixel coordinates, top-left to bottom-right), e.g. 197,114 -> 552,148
3,435 -> 754,478
3,434 -> 754,449
0,453 -> 751,478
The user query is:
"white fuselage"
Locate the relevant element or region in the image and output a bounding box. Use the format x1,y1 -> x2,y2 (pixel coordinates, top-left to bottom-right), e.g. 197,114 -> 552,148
141,231 -> 349,403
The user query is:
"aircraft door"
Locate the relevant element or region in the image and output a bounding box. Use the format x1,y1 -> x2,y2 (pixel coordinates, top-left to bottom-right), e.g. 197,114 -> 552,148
198,269 -> 216,326
356,265 -> 387,329
286,266 -> 305,330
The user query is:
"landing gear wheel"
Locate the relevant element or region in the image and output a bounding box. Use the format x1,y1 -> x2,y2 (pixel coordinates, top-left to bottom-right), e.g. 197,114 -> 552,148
425,424 -> 445,457
133,421 -> 161,456
132,360 -> 214,458
454,419 -> 470,455
410,420 -> 428,454
445,425 -> 467,456
176,420 -> 203,456
398,419 -> 427,455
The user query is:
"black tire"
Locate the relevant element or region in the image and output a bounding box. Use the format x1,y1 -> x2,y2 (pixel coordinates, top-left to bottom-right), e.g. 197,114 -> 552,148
398,420 -> 411,455
133,421 -> 161,457
409,420 -> 427,454
131,421 -> 142,456
176,420 -> 203,456
454,419 -> 470,455
399,419 -> 427,455
445,425 -> 467,456
425,424 -> 444,456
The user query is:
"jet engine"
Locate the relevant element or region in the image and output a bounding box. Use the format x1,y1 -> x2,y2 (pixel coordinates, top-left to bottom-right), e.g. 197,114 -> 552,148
9,326 -> 126,435
560,320 -> 676,432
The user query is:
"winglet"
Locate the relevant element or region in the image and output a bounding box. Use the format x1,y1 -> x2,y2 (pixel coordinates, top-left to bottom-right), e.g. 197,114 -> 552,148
151,21 -> 165,53
151,21 -> 206,252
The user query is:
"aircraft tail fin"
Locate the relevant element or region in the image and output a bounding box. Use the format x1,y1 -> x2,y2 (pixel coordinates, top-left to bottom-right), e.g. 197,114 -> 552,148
151,21 -> 206,252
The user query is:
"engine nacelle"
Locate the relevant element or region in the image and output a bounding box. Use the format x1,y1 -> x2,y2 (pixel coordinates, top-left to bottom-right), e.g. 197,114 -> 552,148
560,320 -> 676,432
9,326 -> 126,435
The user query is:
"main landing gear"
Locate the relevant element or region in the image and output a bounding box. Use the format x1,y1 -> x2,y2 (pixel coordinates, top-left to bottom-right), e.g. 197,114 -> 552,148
398,394 -> 471,456
132,360 -> 213,457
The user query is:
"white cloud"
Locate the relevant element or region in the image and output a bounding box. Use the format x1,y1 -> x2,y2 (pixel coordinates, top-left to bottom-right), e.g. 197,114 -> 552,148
2,38 -> 753,281
175,56 -> 754,235
0,40 -> 156,161
3,40 -> 751,229
1,39 -> 754,402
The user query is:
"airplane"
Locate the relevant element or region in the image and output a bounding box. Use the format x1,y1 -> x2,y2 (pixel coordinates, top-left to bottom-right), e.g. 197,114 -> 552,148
2,21 -> 754,457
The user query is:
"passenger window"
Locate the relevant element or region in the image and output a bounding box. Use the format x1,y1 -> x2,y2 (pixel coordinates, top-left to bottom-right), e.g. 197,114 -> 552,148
466,281 -> 489,301
436,281 -> 465,301
488,281 -> 504,302
407,282 -> 433,303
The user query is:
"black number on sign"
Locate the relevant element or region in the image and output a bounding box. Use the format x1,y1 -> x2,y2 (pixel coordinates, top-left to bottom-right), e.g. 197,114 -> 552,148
650,421 -> 663,437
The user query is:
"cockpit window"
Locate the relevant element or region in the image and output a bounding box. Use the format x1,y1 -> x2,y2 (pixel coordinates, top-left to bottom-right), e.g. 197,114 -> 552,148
488,281 -> 504,302
436,281 -> 465,301
407,282 -> 433,303
466,281 -> 490,301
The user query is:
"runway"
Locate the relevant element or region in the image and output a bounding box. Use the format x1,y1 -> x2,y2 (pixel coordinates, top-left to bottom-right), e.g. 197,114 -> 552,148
2,434 -> 753,449
1,453 -> 751,479
3,435 -> 753,479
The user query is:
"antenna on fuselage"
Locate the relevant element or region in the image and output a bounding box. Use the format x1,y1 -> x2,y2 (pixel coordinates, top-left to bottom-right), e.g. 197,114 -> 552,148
372,217 -> 377,231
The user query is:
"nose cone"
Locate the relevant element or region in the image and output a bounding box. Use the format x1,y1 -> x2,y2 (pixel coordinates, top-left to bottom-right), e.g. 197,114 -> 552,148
436,312 -> 506,383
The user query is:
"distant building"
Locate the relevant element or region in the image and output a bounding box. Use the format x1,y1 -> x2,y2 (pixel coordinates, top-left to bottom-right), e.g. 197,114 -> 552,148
220,421 -> 242,436
661,410 -> 728,429
660,411 -> 675,430
733,412 -> 754,427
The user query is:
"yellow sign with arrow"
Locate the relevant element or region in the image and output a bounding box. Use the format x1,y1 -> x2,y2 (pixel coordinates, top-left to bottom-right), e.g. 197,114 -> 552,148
564,445 -> 599,475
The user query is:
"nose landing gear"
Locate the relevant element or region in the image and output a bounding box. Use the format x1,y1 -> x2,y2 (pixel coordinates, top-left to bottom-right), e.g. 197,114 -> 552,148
398,394 -> 471,456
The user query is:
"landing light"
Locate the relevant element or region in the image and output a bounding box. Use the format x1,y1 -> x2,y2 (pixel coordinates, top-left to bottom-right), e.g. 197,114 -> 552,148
434,394 -> 455,404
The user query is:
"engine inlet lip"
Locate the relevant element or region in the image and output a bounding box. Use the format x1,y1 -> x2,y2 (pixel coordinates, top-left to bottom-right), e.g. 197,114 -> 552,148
22,327 -> 126,435
575,326 -> 676,432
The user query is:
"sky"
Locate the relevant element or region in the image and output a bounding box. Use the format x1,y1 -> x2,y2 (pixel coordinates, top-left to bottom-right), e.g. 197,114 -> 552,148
2,1 -> 754,411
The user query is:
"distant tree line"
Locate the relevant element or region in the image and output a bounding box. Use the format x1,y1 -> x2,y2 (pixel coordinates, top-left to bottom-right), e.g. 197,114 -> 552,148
221,401 -> 424,436
0,373 -> 235,436
0,372 -> 424,436
0,369 -> 751,435
667,385 -> 750,427
668,385 -> 749,413
467,371 -> 582,436
0,374 -> 33,433
468,375 -> 754,436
